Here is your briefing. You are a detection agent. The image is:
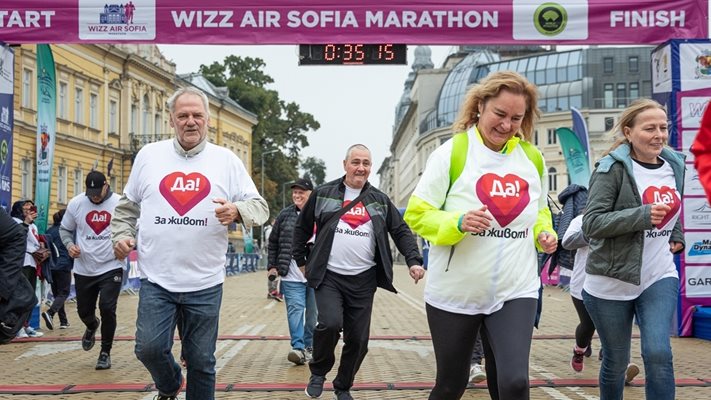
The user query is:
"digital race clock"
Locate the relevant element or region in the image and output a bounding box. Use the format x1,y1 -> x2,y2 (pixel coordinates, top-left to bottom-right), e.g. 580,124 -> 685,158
298,44 -> 407,66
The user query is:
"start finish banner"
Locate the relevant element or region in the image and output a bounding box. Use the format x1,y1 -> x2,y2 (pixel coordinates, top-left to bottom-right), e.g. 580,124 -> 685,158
0,0 -> 707,45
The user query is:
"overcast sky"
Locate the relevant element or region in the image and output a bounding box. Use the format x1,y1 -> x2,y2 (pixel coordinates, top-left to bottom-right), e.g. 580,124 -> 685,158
158,44 -> 451,187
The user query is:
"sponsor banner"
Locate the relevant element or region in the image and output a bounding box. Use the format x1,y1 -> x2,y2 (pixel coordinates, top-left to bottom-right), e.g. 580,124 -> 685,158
555,127 -> 590,187
34,44 -> 56,233
0,0 -> 707,44
678,95 -> 711,130
682,130 -> 698,162
684,266 -> 711,297
684,196 -> 711,230
0,43 -> 13,212
685,232 -> 711,264
680,43 -> 711,92
652,44 -> 673,94
684,164 -> 707,197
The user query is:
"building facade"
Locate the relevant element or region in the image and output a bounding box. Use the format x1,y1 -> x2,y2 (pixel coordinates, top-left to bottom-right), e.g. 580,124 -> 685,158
381,45 -> 654,208
12,44 -> 256,243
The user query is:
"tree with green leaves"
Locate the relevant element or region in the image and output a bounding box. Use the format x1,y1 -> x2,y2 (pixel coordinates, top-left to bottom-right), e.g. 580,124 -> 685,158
300,157 -> 326,186
199,55 -> 323,222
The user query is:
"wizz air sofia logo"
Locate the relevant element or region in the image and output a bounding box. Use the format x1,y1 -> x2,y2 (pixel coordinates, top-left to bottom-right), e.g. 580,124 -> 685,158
79,0 -> 155,40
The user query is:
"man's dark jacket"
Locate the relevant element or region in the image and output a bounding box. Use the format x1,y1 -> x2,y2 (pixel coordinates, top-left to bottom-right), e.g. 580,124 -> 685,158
268,204 -> 301,276
292,177 -> 422,292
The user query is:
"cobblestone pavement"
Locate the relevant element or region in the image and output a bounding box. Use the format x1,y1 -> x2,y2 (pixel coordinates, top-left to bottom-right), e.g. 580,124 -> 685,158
1,265 -> 710,399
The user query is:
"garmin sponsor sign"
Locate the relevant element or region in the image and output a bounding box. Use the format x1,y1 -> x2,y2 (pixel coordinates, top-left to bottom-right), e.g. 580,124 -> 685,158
0,0 -> 706,44
685,267 -> 711,298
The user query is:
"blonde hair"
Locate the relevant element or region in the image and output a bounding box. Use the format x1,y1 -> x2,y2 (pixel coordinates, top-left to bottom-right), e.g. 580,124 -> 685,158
452,70 -> 540,142
604,98 -> 667,156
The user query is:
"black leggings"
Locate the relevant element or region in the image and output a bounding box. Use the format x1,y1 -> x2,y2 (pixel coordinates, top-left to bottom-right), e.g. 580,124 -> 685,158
572,296 -> 596,349
427,298 -> 537,400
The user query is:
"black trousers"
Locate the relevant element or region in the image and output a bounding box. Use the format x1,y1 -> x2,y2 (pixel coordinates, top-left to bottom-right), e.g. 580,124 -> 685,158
21,266 -> 37,327
48,270 -> 72,324
309,268 -> 377,391
74,268 -> 123,353
572,296 -> 596,350
427,298 -> 537,400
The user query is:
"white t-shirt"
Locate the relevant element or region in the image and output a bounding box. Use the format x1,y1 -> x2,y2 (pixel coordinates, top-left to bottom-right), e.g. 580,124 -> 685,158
14,218 -> 40,268
62,192 -> 124,276
563,215 -> 589,300
413,134 -> 544,315
124,140 -> 262,292
327,185 -> 376,276
584,161 -> 680,300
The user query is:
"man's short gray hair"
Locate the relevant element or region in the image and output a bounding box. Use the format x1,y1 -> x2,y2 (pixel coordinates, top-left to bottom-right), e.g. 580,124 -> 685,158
344,144 -> 370,161
167,87 -> 210,119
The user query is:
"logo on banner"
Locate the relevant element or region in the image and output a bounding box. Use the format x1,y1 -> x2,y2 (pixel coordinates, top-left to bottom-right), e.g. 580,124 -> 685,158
86,210 -> 111,235
695,50 -> 711,79
79,0 -> 155,40
39,123 -> 50,161
476,173 -> 530,228
513,0 -> 588,40
0,140 -> 7,164
159,172 -> 211,216
0,106 -> 7,125
689,239 -> 711,257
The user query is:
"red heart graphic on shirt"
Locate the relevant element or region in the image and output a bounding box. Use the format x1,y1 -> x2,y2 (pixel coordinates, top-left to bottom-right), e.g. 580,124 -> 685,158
85,210 -> 111,235
159,172 -> 211,216
476,173 -> 530,228
341,200 -> 371,229
642,186 -> 681,229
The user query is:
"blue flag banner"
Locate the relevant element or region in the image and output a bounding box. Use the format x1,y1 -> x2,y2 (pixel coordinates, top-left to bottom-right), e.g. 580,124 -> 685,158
570,107 -> 592,169
556,127 -> 591,187
0,43 -> 13,213
34,44 -> 56,233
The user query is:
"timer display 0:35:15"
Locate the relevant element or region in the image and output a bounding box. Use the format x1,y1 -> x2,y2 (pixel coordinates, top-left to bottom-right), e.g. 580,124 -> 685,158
298,44 -> 407,65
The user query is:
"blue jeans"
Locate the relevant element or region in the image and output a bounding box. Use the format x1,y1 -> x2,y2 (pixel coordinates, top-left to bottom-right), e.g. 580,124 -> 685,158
281,280 -> 317,350
583,277 -> 678,400
135,280 -> 222,400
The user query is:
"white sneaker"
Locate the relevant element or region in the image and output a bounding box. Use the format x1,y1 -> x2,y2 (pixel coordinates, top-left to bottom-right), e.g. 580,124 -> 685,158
15,328 -> 29,338
287,348 -> 306,365
24,326 -> 44,338
304,347 -> 313,363
469,363 -> 486,383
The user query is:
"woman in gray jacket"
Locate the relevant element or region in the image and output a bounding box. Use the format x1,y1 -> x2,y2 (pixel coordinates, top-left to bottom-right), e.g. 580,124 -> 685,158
582,99 -> 685,400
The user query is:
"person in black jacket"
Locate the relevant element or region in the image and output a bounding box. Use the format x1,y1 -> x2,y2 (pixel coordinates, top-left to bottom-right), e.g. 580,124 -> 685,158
42,209 -> 74,330
293,144 -> 425,400
267,177 -> 317,366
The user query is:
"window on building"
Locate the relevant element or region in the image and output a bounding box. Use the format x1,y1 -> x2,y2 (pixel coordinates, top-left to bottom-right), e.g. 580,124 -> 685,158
547,128 -> 557,145
73,169 -> 83,197
548,167 -> 558,192
629,82 -> 640,101
534,129 -> 538,146
604,117 -> 615,132
89,93 -> 98,128
604,83 -> 614,108
131,104 -> 138,133
109,100 -> 117,133
58,82 -> 68,119
603,57 -> 614,73
22,69 -> 32,108
110,176 -> 117,192
616,83 -> 627,108
21,159 -> 32,199
155,113 -> 161,136
57,166 -> 67,204
629,56 -> 639,73
75,87 -> 84,124
142,95 -> 150,135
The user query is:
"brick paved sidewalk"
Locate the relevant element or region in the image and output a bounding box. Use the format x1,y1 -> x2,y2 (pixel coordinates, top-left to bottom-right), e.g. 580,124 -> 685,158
1,265 -> 710,399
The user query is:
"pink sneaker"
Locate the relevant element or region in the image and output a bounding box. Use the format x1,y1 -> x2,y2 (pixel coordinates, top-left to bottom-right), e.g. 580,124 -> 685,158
571,346 -> 586,372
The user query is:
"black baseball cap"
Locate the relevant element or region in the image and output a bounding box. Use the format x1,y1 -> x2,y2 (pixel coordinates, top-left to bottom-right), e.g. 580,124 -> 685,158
291,178 -> 314,191
85,171 -> 107,197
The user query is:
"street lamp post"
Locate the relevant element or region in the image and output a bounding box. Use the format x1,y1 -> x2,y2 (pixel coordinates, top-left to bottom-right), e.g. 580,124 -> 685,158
260,149 -> 279,250
282,180 -> 295,209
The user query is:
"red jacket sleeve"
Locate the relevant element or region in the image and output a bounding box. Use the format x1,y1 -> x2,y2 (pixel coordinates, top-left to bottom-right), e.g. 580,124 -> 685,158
693,105 -> 711,204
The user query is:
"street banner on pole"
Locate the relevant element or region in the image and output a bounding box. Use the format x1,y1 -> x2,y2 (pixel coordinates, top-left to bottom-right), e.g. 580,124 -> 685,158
0,42 -> 13,213
34,44 -> 56,233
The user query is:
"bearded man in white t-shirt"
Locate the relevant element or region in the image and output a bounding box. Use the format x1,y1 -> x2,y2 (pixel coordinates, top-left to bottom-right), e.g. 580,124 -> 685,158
111,87 -> 269,400
60,170 -> 122,370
